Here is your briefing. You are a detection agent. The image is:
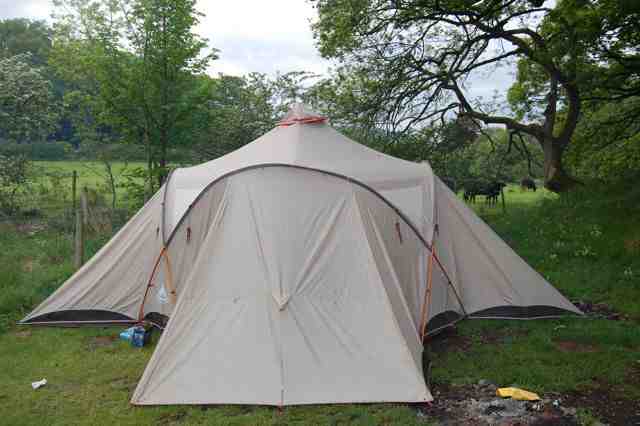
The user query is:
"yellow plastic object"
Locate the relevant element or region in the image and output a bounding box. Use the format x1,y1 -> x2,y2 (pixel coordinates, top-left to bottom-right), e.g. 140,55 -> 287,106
496,387 -> 541,401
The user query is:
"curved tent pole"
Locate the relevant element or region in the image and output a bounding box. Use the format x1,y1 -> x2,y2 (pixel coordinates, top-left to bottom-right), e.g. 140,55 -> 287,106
138,247 -> 166,321
137,246 -> 177,321
163,249 -> 177,305
419,233 -> 437,340
161,163 -> 468,321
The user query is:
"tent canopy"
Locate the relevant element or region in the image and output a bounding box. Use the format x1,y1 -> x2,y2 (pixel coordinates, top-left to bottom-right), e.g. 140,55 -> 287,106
22,104 -> 580,406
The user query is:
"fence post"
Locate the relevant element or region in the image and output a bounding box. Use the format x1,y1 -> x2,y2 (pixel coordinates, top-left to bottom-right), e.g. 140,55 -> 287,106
74,202 -> 84,269
72,170 -> 77,219
501,187 -> 507,213
81,186 -> 89,228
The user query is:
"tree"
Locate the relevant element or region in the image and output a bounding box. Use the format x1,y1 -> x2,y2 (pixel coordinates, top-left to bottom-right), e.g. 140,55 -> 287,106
313,0 -> 588,191
0,53 -> 57,143
51,0 -> 216,186
0,19 -> 52,65
128,0 -> 216,173
186,71 -> 317,161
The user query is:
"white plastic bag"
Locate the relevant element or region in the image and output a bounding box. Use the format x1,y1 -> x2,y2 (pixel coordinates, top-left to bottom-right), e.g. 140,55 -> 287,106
31,378 -> 47,390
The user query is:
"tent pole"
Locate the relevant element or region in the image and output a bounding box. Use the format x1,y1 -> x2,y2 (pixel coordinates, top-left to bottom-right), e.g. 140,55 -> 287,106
162,250 -> 177,305
419,246 -> 436,340
138,247 -> 167,321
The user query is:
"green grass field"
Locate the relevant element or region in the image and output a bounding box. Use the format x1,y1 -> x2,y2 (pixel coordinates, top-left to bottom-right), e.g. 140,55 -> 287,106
0,163 -> 639,425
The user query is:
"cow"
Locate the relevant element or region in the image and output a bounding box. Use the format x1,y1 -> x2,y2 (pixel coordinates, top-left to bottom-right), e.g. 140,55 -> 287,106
463,180 -> 505,205
463,180 -> 482,203
483,181 -> 506,205
521,177 -> 537,192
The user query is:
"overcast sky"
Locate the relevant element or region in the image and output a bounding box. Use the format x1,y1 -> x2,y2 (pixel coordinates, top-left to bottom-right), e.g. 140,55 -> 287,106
0,0 -> 514,101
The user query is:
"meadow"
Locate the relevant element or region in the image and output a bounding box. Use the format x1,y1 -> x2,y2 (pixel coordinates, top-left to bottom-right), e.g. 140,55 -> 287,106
0,162 -> 638,425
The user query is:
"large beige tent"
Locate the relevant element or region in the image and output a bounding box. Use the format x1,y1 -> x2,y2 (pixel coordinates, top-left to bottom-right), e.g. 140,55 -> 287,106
22,104 -> 580,406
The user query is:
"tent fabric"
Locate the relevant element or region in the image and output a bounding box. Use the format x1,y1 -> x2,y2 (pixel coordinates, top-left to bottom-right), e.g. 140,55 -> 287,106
132,168 -> 431,405
22,103 -> 581,406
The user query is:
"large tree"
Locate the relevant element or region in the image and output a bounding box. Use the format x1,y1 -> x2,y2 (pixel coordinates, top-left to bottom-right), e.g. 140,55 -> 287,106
313,0 -> 591,191
51,0 -> 215,184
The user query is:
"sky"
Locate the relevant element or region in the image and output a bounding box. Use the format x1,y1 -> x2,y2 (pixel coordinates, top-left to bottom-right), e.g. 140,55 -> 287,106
0,0 -> 514,101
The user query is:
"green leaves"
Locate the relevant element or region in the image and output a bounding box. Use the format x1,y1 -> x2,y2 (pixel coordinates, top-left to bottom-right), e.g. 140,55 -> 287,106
0,53 -> 58,143
49,0 -> 217,171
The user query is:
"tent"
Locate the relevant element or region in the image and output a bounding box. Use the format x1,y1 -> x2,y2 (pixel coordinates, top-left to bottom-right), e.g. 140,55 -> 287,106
22,104 -> 580,406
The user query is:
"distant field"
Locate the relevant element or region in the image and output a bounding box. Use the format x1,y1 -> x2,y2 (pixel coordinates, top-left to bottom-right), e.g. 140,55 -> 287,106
33,161 -> 146,190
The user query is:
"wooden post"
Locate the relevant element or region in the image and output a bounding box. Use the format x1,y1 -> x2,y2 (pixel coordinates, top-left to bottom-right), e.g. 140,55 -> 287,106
74,202 -> 84,269
72,170 -> 77,218
81,186 -> 89,228
501,187 -> 506,213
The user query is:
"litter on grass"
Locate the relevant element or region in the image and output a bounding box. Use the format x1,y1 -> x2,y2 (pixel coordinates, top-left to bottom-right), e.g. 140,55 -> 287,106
119,325 -> 152,347
119,326 -> 136,342
496,387 -> 540,401
31,379 -> 47,390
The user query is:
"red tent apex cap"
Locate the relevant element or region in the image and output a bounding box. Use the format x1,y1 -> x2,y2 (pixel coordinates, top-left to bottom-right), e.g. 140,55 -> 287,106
278,103 -> 327,126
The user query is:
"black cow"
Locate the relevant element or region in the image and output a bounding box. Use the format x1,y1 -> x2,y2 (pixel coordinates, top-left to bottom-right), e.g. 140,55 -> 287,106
520,177 -> 537,192
463,180 -> 482,203
483,181 -> 506,205
463,180 -> 505,205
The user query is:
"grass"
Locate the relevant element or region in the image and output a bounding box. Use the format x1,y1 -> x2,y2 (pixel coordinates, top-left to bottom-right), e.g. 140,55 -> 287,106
429,184 -> 640,400
0,329 -> 426,426
34,161 -> 146,187
1,165 -> 639,425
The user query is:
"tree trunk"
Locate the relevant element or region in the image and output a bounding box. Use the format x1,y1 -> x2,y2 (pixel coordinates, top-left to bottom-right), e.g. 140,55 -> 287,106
159,125 -> 167,186
540,137 -> 578,193
145,128 -> 153,201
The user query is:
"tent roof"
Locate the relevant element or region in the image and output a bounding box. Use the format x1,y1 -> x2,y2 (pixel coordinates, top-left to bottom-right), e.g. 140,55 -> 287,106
171,105 -> 428,192
164,103 -> 435,238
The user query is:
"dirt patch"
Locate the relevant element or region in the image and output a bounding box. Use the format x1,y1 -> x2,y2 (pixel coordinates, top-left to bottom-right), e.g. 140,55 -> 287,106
426,325 -> 530,355
14,222 -> 46,235
564,385 -> 640,425
426,327 -> 473,354
87,335 -> 118,351
573,300 -> 629,321
14,329 -> 32,338
557,364 -> 639,425
157,410 -> 187,424
22,257 -> 36,273
416,382 -> 579,425
624,238 -> 640,254
554,340 -> 599,353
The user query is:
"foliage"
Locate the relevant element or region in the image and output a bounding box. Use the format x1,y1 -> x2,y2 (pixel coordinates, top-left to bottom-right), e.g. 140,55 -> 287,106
312,0 -> 588,191
0,154 -> 32,216
50,0 -> 216,183
566,97 -> 640,182
0,53 -> 58,143
0,18 -> 52,66
120,165 -> 164,209
187,71 -> 319,161
0,141 -> 70,160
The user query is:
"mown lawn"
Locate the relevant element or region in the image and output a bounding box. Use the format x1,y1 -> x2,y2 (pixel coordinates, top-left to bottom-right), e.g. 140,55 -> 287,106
0,176 -> 638,425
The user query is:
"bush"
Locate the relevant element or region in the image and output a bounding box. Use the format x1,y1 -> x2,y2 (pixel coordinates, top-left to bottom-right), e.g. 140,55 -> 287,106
0,141 -> 71,160
0,154 -> 32,216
